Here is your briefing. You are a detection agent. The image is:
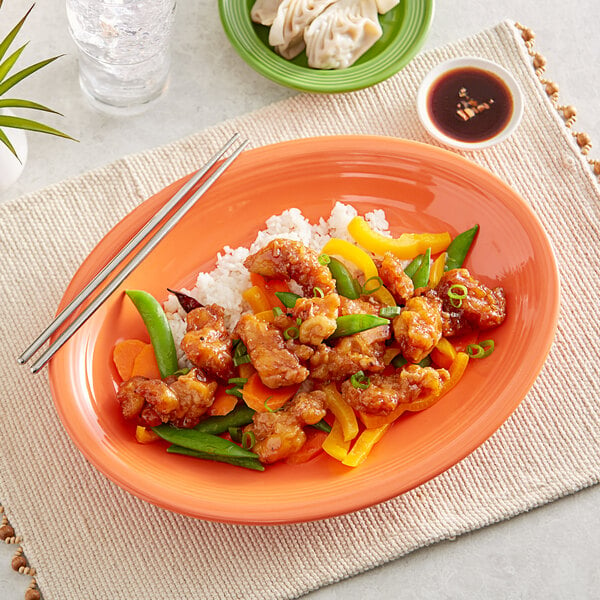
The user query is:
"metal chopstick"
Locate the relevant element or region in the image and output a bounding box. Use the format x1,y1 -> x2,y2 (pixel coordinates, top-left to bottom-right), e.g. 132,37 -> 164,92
18,132 -> 241,366
27,136 -> 249,374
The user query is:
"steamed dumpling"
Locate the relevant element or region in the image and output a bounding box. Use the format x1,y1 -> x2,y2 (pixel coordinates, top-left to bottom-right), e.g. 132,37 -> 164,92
251,0 -> 284,26
304,0 -> 382,69
269,0 -> 339,59
374,0 -> 399,14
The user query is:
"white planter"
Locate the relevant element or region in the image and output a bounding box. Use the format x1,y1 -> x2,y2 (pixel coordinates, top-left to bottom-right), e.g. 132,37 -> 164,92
0,111 -> 28,193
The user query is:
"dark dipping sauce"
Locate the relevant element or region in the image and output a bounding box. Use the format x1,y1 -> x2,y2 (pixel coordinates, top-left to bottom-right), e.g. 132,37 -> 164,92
427,67 -> 513,143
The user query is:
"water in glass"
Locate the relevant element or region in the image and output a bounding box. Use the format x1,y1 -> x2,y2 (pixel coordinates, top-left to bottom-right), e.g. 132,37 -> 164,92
66,0 -> 176,112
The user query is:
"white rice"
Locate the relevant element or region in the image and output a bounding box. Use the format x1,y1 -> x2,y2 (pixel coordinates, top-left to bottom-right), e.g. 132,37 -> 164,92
163,202 -> 392,366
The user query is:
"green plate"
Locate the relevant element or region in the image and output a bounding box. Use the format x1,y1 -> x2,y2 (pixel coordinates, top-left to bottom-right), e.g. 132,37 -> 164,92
218,0 -> 435,93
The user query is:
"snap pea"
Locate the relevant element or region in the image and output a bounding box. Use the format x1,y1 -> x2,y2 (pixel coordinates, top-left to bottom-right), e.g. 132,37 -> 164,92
328,314 -> 389,339
327,257 -> 361,299
444,224 -> 479,271
153,425 -> 259,459
411,248 -> 431,289
391,353 -> 432,368
167,445 -> 264,471
193,404 -> 255,435
404,254 -> 425,279
125,289 -> 179,378
274,291 -> 302,308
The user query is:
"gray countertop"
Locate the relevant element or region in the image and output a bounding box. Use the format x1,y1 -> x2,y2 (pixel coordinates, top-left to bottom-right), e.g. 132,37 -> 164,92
1,0 -> 598,598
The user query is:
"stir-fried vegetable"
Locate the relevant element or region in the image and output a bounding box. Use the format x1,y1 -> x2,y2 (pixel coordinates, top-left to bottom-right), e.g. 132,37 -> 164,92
326,256 -> 361,299
328,314 -> 389,339
125,289 -> 179,378
444,224 -> 479,271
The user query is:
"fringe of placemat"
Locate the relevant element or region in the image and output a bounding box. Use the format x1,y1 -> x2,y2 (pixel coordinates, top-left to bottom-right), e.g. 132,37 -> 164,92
514,22 -> 600,181
0,505 -> 40,600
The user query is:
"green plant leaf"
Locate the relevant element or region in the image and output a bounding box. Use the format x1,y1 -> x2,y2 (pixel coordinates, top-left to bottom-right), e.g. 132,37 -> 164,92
0,98 -> 63,115
0,5 -> 34,64
0,55 -> 64,97
0,115 -> 76,141
0,127 -> 19,161
0,43 -> 28,83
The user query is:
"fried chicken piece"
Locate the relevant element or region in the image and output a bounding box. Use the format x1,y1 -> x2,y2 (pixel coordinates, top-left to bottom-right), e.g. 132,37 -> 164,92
341,364 -> 449,415
181,304 -> 234,381
245,390 -> 327,464
393,295 -> 442,363
434,268 -> 507,336
234,313 -> 309,388
378,252 -> 415,305
291,293 -> 340,345
244,238 -> 336,296
116,368 -> 217,429
309,323 -> 390,381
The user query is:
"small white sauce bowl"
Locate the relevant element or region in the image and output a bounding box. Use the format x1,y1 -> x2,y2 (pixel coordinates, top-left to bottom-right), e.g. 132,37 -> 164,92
416,56 -> 524,150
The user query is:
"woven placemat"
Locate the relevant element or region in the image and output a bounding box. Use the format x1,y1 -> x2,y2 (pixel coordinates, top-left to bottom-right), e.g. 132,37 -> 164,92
1,20 -> 599,600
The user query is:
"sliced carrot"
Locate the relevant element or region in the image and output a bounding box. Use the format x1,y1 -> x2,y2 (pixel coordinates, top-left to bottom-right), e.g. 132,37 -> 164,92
250,273 -> 290,309
207,387 -> 238,416
113,339 -> 147,381
130,343 -> 161,379
285,429 -> 328,464
241,372 -> 299,413
238,362 -> 256,379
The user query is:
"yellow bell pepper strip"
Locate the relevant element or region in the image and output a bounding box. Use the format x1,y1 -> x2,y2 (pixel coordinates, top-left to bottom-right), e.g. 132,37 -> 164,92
320,238 -> 396,306
347,216 -> 452,260
428,252 -> 447,287
322,419 -> 350,461
430,337 -> 457,369
242,285 -> 271,314
358,404 -> 406,429
135,425 -> 160,444
254,309 -> 276,323
341,424 -> 390,467
322,383 -> 359,442
442,351 -> 469,394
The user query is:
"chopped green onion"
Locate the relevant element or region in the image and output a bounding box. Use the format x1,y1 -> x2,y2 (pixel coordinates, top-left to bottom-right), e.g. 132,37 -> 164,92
447,284 -> 468,308
350,370 -> 371,390
263,396 -> 282,413
233,340 -> 251,366
313,286 -> 324,298
467,340 -> 495,358
241,431 -> 256,449
296,317 -> 302,326
172,367 -> 191,377
418,354 -> 433,367
391,353 -> 408,368
272,306 -> 283,317
479,339 -> 495,357
379,306 -> 402,319
225,387 -> 244,398
275,291 -> 301,308
227,377 -> 248,386
284,326 -> 299,340
318,253 -> 331,266
361,276 -> 383,295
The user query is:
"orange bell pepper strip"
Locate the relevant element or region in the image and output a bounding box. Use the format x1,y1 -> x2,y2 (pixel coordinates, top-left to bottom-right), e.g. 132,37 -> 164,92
135,426 -> 160,444
430,337 -> 457,369
322,419 -> 351,461
428,252 -> 447,287
322,383 -> 359,442
254,309 -> 276,323
442,351 -> 469,394
341,423 -> 390,467
241,372 -> 299,413
285,429 -> 328,464
320,238 -> 396,306
347,216 -> 452,260
242,285 -> 271,314
250,273 -> 290,309
358,404 -> 406,429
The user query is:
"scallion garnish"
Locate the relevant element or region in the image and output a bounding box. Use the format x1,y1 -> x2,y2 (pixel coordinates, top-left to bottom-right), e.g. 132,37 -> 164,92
284,326 -> 300,340
379,306 -> 402,319
263,396 -> 280,413
318,253 -> 331,266
313,286 -> 324,298
241,431 -> 256,449
227,377 -> 248,386
228,426 -> 243,444
447,284 -> 468,308
467,339 -> 495,358
296,317 -> 302,326
272,306 -> 283,317
479,339 -> 495,357
225,387 -> 244,399
361,276 -> 383,295
233,339 -> 251,366
172,367 -> 191,377
350,370 -> 371,390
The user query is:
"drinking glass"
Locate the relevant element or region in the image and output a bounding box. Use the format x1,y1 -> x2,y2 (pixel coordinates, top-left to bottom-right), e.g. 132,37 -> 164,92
66,0 -> 176,113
